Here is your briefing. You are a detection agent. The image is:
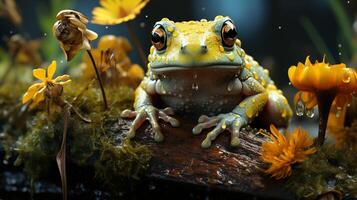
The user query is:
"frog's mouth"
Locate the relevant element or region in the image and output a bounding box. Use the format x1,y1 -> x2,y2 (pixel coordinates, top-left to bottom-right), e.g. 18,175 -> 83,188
151,63 -> 242,73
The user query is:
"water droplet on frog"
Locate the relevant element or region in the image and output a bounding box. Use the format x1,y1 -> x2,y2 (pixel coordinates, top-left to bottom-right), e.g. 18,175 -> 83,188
347,103 -> 351,107
43,32 -> 47,37
295,99 -> 305,116
288,82 -> 292,85
305,108 -> 315,118
192,82 -> 198,91
338,43 -> 342,48
227,82 -> 234,92
105,26 -> 109,29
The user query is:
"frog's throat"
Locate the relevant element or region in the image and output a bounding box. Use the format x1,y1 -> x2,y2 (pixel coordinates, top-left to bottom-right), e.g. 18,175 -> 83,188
151,63 -> 242,73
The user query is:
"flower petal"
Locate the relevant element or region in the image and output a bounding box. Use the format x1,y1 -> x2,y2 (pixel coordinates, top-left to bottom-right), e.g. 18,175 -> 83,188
33,68 -> 46,81
47,60 -> 57,80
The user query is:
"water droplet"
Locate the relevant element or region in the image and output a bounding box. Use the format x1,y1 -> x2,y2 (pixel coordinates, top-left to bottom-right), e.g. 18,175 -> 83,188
295,99 -> 305,116
60,60 -> 64,63
305,108 -> 315,118
9,30 -> 13,34
278,25 -> 282,30
43,32 -> 47,37
347,103 -> 351,107
145,15 -> 148,18
343,72 -> 351,83
347,0 -> 350,4
227,82 -> 233,92
338,52 -> 342,56
336,110 -> 341,118
192,82 -> 198,91
338,43 -> 342,48
105,26 -> 109,29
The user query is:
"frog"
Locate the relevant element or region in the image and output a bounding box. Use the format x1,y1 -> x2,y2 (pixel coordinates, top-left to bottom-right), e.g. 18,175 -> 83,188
121,16 -> 293,148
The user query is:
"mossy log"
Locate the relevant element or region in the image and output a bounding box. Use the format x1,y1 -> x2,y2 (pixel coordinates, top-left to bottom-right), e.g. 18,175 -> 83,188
116,117 -> 292,199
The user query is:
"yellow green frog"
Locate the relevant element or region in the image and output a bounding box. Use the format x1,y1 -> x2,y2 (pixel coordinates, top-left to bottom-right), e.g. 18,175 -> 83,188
121,16 -> 292,148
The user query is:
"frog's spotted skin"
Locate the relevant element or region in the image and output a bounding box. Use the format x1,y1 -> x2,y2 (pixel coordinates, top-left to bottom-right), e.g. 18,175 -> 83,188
121,16 -> 292,148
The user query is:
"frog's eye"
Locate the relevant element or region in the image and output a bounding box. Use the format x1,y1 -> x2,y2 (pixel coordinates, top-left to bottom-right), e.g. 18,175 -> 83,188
151,25 -> 167,51
221,20 -> 237,48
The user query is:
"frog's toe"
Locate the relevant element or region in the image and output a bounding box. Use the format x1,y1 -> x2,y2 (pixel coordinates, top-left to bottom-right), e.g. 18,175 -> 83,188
158,108 -> 180,127
146,109 -> 164,142
192,115 -> 219,135
201,121 -> 225,148
121,109 -> 137,118
125,110 -> 146,139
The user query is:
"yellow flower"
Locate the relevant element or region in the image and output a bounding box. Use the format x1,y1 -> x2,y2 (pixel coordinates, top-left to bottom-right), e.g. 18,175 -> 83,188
92,0 -> 149,25
289,56 -> 357,109
261,125 -> 316,179
22,61 -> 71,108
53,10 -> 98,61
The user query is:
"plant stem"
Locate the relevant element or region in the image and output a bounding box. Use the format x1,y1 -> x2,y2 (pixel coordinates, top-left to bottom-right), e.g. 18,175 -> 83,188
316,91 -> 336,146
86,50 -> 108,110
56,106 -> 70,200
126,22 -> 147,66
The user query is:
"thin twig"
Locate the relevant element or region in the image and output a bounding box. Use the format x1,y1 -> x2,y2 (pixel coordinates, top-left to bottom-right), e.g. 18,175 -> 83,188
86,50 -> 108,110
56,105 -> 70,200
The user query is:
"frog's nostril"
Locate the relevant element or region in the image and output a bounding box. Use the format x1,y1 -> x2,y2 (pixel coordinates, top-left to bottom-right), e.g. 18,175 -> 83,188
200,45 -> 208,54
181,45 -> 188,54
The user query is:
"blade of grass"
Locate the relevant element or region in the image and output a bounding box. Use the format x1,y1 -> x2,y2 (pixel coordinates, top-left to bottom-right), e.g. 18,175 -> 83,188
328,0 -> 357,54
301,17 -> 336,63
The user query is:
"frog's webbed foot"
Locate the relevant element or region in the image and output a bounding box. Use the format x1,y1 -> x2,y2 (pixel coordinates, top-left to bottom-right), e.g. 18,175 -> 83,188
192,113 -> 247,148
121,106 -> 179,142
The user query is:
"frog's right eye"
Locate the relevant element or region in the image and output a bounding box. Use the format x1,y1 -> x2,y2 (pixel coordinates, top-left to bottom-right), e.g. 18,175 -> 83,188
151,25 -> 167,51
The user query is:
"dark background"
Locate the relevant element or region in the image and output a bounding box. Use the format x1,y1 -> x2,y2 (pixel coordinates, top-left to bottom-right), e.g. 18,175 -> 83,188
0,0 -> 356,86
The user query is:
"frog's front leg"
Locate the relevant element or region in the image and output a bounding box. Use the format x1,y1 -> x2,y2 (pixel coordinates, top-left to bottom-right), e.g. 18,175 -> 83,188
193,75 -> 268,148
121,79 -> 179,142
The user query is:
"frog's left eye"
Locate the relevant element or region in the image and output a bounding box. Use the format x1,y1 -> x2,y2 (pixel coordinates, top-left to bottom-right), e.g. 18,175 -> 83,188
151,25 -> 167,51
221,20 -> 237,48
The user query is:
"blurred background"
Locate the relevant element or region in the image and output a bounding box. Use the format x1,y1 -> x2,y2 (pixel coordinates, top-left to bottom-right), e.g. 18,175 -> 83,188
1,0 -> 357,132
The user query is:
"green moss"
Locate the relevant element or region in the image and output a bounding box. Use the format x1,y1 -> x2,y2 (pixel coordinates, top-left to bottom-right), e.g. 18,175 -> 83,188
286,145 -> 357,199
95,138 -> 151,192
0,80 -> 152,193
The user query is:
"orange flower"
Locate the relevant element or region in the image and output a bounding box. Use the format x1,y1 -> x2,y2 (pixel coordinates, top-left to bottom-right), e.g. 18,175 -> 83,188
261,125 -> 316,179
288,56 -> 357,145
289,56 -> 357,110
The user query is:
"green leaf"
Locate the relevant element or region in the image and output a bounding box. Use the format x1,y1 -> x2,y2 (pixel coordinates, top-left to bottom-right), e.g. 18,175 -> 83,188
301,17 -> 336,63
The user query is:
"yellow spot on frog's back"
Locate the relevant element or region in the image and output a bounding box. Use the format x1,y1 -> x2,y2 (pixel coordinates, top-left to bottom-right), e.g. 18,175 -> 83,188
221,121 -> 227,129
235,39 -> 241,47
215,15 -> 224,20
246,108 -> 254,118
219,45 -> 224,52
253,71 -> 259,80
246,63 -> 252,69
161,18 -> 170,21
167,26 -> 174,32
173,31 -> 178,37
150,46 -> 155,54
226,52 -> 235,61
200,19 -> 207,22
